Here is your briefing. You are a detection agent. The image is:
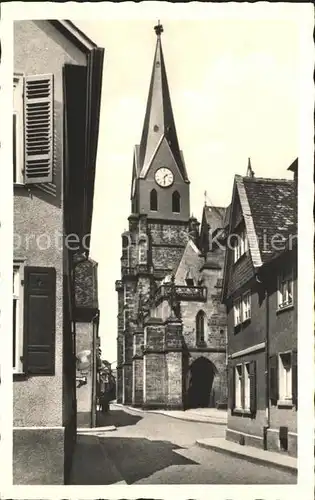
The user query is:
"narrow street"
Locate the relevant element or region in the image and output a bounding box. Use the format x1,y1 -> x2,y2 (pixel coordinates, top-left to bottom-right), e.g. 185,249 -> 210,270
70,405 -> 297,485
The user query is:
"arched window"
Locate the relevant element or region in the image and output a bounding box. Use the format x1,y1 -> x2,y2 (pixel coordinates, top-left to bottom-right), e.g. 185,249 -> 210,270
150,189 -> 158,211
196,310 -> 205,345
172,190 -> 180,213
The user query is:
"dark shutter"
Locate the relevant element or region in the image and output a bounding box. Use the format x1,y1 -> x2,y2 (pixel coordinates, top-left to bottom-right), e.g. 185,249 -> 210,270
23,267 -> 56,374
269,355 -> 278,404
24,74 -> 53,184
249,361 -> 257,416
292,350 -> 297,408
228,362 -> 235,411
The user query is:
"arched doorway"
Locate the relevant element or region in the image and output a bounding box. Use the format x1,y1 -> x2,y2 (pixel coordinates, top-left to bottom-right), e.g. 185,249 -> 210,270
186,357 -> 216,408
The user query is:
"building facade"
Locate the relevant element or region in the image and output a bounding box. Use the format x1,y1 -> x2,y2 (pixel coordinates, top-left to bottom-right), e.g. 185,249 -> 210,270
13,20 -> 104,484
222,159 -> 297,457
116,23 -> 228,410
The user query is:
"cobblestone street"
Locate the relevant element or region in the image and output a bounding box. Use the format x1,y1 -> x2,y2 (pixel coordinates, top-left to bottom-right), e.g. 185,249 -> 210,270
70,405 -> 297,485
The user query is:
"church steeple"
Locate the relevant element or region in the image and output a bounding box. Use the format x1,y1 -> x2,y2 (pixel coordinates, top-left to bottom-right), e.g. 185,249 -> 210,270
138,22 -> 188,181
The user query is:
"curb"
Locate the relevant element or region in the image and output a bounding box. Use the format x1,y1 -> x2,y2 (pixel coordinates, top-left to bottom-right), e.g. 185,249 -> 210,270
196,440 -> 297,473
77,425 -> 117,433
114,404 -> 227,425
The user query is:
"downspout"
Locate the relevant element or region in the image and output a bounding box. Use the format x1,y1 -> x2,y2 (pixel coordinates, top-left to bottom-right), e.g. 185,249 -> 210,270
91,310 -> 100,428
256,269 -> 270,448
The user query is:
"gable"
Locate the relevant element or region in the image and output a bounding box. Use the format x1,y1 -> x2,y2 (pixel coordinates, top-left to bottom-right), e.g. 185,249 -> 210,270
140,135 -> 187,183
174,239 -> 203,286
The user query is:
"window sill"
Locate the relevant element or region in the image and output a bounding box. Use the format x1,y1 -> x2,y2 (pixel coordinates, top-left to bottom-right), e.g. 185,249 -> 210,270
276,304 -> 294,314
14,182 -> 26,188
277,399 -> 293,409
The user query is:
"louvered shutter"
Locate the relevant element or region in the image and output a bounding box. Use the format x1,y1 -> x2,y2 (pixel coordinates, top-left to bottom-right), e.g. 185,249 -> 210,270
292,350 -> 297,408
228,362 -> 235,411
24,74 -> 53,184
249,361 -> 257,416
269,355 -> 278,404
23,267 -> 56,374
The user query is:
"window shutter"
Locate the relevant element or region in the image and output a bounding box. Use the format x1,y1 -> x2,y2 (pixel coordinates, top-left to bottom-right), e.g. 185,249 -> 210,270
249,361 -> 257,416
269,355 -> 278,404
23,267 -> 56,374
228,362 -> 235,411
24,74 -> 53,184
292,350 -> 297,408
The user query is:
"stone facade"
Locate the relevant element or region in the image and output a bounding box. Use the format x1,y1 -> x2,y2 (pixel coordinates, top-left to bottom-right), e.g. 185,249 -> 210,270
116,24 -> 228,411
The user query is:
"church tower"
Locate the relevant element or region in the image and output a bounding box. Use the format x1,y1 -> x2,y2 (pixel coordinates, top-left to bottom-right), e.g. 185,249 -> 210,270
131,20 -> 190,220
116,22 -> 194,407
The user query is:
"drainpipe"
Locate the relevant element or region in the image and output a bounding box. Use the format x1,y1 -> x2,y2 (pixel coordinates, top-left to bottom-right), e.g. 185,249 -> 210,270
256,270 -> 270,448
91,310 -> 100,428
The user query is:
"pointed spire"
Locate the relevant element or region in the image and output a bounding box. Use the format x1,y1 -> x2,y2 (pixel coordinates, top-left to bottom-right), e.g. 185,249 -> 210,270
246,157 -> 255,178
138,23 -> 188,180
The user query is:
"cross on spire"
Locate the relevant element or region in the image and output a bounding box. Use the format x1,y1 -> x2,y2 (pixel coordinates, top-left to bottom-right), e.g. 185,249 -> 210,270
154,20 -> 164,36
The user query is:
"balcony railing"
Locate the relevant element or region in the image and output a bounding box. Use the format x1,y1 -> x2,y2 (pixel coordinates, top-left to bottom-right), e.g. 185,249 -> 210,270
154,284 -> 207,304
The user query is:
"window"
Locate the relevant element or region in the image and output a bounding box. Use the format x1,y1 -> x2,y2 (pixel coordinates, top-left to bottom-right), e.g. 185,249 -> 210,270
235,365 -> 243,409
172,190 -> 180,213
233,297 -> 242,326
13,263 -> 24,373
13,73 -> 54,185
234,291 -> 251,327
278,269 -> 293,309
196,310 -> 206,345
279,352 -> 292,401
234,228 -> 248,263
150,189 -> 158,211
231,361 -> 256,414
242,292 -> 251,321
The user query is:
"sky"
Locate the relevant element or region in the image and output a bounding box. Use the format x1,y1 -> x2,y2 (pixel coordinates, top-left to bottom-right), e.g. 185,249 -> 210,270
74,7 -> 302,366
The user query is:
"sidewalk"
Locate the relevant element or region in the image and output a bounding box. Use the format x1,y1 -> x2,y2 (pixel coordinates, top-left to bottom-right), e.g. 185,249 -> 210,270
113,403 -> 227,425
70,432 -> 126,484
196,437 -> 297,473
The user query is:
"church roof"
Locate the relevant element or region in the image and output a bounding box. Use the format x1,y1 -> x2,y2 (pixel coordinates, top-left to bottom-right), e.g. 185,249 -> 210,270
138,22 -> 188,181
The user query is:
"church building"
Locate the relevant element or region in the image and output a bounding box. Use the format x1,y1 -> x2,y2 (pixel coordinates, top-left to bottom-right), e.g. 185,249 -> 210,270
115,23 -> 228,410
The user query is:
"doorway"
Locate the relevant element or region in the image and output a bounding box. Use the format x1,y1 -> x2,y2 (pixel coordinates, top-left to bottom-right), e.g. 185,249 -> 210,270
186,357 -> 216,408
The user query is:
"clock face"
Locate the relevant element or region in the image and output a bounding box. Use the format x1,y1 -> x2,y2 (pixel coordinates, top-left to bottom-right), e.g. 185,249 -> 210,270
155,167 -> 174,187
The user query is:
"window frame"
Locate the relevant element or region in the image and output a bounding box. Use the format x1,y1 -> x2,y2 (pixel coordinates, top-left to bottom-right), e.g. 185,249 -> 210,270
13,73 -> 25,186
172,190 -> 181,213
278,351 -> 293,404
13,261 -> 25,374
277,268 -> 294,310
235,364 -> 243,410
233,296 -> 242,326
150,189 -> 158,211
234,227 -> 249,263
196,310 -> 206,346
242,291 -> 251,322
